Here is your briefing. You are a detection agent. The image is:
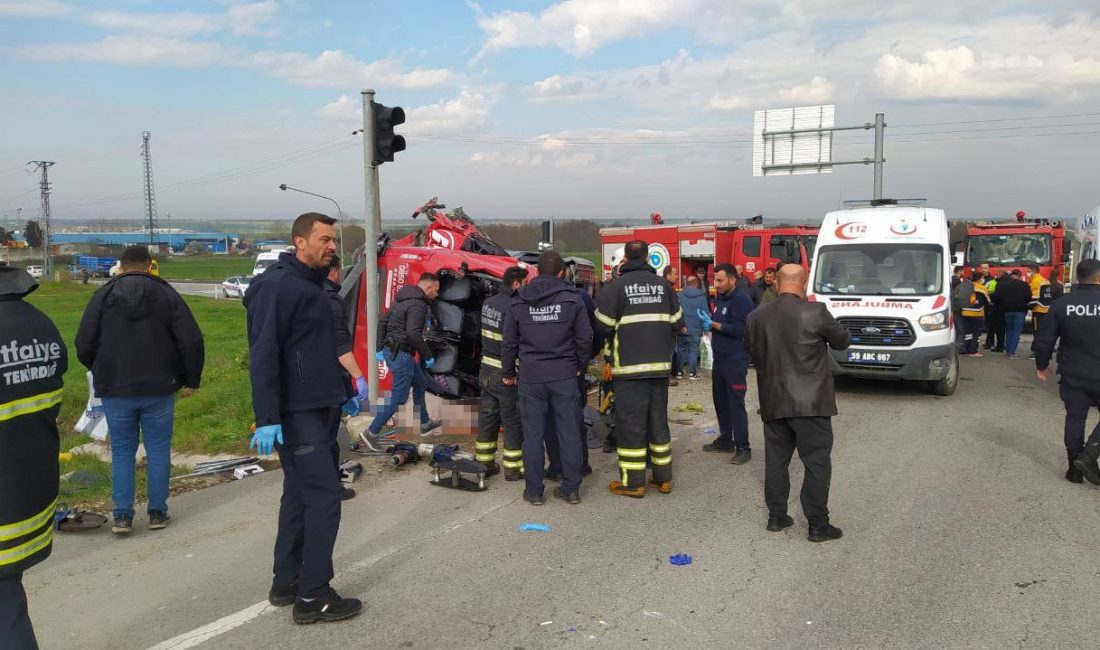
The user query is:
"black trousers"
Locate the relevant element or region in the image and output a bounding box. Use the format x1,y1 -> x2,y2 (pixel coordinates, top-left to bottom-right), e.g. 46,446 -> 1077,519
273,407 -> 343,599
1059,381 -> 1100,455
713,359 -> 750,450
546,375 -> 590,473
0,573 -> 38,650
984,308 -> 1004,349
475,369 -> 524,471
519,379 -> 583,493
613,378 -> 672,488
961,317 -> 983,354
764,416 -> 833,525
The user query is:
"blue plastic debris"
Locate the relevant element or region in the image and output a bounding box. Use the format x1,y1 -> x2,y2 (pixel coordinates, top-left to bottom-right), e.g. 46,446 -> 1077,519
568,627 -> 577,633
702,427 -> 716,435
669,553 -> 693,566
519,522 -> 552,532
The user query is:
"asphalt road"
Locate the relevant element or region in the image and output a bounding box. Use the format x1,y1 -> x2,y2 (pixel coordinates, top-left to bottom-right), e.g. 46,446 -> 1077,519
169,281 -> 226,300
27,341 -> 1100,649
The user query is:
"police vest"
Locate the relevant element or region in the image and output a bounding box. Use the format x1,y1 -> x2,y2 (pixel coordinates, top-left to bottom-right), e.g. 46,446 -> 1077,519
594,265 -> 684,379
0,299 -> 67,578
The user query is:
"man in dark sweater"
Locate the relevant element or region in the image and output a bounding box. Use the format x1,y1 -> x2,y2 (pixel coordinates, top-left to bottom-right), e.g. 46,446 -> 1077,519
992,269 -> 1032,358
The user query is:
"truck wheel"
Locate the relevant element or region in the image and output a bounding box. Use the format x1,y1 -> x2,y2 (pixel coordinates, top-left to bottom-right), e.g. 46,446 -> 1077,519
928,351 -> 959,396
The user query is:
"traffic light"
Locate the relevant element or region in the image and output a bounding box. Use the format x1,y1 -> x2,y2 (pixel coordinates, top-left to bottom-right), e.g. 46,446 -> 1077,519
372,102 -> 406,165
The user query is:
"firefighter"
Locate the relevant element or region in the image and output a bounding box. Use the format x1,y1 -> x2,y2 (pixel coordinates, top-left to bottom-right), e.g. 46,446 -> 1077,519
1027,263 -> 1052,341
475,266 -> 529,481
502,251 -> 593,506
1034,259 -> 1100,484
595,240 -> 684,497
959,270 -> 989,357
0,262 -> 67,649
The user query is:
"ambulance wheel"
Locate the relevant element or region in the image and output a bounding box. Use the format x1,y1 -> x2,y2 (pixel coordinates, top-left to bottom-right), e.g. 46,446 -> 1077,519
928,351 -> 959,396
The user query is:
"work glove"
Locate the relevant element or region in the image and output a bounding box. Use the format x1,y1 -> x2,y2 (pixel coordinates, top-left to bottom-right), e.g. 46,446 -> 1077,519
355,376 -> 369,401
697,308 -> 713,331
250,424 -> 283,456
341,397 -> 360,417
375,350 -> 385,362
424,357 -> 436,370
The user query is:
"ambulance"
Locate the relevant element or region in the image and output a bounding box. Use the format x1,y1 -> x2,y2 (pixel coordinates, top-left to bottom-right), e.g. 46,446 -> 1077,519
807,199 -> 958,396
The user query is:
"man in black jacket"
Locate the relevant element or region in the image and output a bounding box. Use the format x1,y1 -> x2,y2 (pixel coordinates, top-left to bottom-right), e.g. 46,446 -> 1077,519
244,213 -> 361,624
991,269 -> 1031,358
366,272 -> 441,438
745,265 -> 850,543
503,251 -> 593,505
1034,259 -> 1100,484
75,245 -> 204,535
0,264 -> 67,650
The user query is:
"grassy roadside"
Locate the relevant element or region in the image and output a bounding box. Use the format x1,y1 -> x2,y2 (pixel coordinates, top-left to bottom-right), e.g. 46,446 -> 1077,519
155,255 -> 254,281
28,282 -> 255,507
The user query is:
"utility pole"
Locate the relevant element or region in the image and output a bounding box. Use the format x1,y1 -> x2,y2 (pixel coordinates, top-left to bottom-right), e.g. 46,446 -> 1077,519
361,89 -> 380,404
141,131 -> 159,248
27,161 -> 55,277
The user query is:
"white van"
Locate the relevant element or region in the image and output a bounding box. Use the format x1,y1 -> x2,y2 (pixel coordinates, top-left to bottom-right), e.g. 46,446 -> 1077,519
1077,206 -> 1099,264
252,250 -> 288,276
807,200 -> 958,396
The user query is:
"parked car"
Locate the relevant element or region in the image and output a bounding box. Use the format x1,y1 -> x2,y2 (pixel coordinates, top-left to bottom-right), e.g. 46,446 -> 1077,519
222,275 -> 252,298
25,265 -> 44,279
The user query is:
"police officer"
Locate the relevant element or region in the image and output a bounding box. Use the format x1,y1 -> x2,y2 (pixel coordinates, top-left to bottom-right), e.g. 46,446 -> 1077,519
366,272 -> 442,438
1034,258 -> 1100,484
0,263 -> 67,650
502,251 -> 593,505
595,240 -> 683,498
475,266 -> 528,481
245,213 -> 361,624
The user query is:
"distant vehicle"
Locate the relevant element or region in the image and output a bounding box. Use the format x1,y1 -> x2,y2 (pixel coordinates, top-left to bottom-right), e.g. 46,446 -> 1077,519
253,249 -> 289,276
960,213 -> 1067,284
71,255 -> 117,278
221,275 -> 252,299
25,265 -> 44,279
1076,205 -> 1100,267
109,257 -> 160,277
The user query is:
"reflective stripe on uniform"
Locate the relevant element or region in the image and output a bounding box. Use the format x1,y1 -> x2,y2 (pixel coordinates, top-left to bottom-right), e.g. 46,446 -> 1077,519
0,525 -> 52,568
502,449 -> 523,459
0,498 -> 57,543
670,307 -> 683,323
614,361 -> 672,375
618,461 -> 647,471
617,447 -> 647,458
594,309 -> 618,327
502,459 -> 524,470
481,328 -> 503,341
482,356 -> 502,369
475,441 -> 498,451
0,389 -> 63,424
650,455 -> 672,466
475,454 -> 496,463
648,442 -> 671,454
619,313 -> 675,325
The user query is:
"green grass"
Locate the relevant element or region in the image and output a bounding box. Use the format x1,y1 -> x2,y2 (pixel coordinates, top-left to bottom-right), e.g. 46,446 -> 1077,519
155,255 -> 254,281
561,251 -> 600,264
27,282 -> 254,456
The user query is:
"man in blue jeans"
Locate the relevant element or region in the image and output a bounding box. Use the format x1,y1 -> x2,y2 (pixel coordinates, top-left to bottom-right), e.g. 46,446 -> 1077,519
677,275 -> 709,379
367,273 -> 442,437
76,245 -> 204,534
992,269 -> 1031,358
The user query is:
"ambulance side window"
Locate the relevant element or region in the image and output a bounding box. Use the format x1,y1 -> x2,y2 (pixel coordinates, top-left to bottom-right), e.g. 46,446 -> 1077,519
742,236 -> 761,257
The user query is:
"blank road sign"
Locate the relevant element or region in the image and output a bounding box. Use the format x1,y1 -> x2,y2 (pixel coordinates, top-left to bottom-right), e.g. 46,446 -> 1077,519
753,105 -> 835,177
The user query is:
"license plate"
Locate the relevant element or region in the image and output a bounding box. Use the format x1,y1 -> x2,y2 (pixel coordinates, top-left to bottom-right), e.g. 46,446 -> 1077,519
847,351 -> 892,363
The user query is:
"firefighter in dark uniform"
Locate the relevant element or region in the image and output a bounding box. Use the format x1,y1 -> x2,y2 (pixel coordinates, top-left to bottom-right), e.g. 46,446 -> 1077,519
1033,258 -> 1100,484
475,266 -> 529,481
502,251 -> 593,506
244,213 -> 361,624
595,240 -> 684,498
0,263 -> 67,649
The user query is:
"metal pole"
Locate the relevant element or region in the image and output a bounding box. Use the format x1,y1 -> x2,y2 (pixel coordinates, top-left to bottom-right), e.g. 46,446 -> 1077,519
361,89 -> 379,404
873,113 -> 885,201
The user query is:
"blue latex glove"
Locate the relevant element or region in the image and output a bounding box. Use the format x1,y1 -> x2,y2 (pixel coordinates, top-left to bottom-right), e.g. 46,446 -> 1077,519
697,308 -> 713,331
250,424 -> 283,455
341,397 -> 360,417
355,376 -> 369,401
374,350 -> 385,362
424,357 -> 436,370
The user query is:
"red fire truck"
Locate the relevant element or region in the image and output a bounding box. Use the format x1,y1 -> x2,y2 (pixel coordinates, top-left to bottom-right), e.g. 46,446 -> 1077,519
599,221 -> 819,283
961,212 -> 1068,282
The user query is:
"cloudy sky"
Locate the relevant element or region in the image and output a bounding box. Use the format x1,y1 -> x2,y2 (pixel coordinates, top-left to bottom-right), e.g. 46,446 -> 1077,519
1,0 -> 1098,225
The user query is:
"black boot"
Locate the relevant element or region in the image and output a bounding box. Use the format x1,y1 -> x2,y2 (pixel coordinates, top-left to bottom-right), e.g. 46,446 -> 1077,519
1066,450 -> 1084,484
1073,441 -> 1100,485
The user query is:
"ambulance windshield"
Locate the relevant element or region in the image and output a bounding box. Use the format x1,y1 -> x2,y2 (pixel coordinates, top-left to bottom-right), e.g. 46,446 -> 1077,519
814,243 -> 943,296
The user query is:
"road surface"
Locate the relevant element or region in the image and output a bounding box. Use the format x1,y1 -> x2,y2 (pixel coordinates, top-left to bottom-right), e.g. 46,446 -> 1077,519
27,343 -> 1100,649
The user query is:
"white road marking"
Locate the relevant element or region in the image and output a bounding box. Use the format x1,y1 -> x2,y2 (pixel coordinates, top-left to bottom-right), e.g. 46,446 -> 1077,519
146,498 -> 517,650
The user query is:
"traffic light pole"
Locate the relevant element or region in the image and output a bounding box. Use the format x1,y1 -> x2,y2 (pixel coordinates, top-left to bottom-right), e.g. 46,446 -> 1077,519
361,89 -> 380,405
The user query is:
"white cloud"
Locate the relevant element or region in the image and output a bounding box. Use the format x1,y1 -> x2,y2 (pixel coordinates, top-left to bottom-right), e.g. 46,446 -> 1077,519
87,11 -> 223,38
32,36 -> 226,66
252,49 -> 454,89
318,89 -> 494,136
0,0 -> 69,17
778,76 -> 834,104
226,1 -> 279,36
